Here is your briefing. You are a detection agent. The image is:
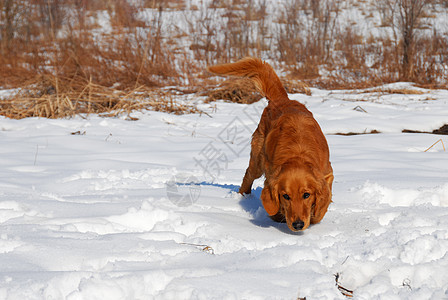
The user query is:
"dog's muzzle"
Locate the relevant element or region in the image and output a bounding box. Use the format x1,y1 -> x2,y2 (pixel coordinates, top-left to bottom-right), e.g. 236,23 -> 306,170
292,219 -> 305,231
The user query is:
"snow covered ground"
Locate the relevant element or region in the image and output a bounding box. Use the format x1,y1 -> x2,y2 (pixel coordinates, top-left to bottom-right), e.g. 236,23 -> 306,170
0,83 -> 447,299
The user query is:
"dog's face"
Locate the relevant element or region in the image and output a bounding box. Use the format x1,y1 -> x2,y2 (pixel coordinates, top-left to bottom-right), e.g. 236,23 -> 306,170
261,164 -> 333,232
277,167 -> 318,231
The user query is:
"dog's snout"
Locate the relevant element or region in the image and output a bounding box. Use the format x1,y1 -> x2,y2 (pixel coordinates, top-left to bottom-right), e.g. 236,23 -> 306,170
292,220 -> 305,230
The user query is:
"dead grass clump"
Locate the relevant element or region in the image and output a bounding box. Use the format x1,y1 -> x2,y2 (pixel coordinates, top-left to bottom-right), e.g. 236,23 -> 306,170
433,124 -> 448,135
334,129 -> 381,136
0,75 -> 199,119
403,124 -> 448,135
204,76 -> 311,104
304,74 -> 386,91
143,89 -> 200,115
283,79 -> 312,96
365,88 -> 425,95
204,78 -> 262,104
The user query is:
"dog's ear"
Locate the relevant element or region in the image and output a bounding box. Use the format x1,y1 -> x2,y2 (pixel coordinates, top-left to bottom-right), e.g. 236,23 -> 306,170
261,184 -> 280,216
311,172 -> 334,224
324,172 -> 334,191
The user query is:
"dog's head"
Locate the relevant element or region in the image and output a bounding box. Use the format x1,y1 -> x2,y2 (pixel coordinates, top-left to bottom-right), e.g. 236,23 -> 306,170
261,163 -> 333,232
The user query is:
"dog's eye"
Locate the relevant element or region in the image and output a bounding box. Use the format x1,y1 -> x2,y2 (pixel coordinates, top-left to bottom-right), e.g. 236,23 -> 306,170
303,193 -> 311,199
283,194 -> 291,200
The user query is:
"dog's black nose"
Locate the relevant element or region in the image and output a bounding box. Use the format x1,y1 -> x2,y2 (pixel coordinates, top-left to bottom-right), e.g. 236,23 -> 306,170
292,220 -> 305,230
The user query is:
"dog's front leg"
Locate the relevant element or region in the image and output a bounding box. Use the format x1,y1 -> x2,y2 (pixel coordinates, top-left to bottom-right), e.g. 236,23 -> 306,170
239,168 -> 256,194
239,131 -> 264,194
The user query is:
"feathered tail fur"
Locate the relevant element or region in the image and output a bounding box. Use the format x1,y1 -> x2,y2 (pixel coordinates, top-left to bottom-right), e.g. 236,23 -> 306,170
207,57 -> 289,102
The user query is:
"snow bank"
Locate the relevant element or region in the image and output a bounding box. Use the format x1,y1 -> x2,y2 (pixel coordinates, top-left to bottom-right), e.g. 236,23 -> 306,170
0,84 -> 447,299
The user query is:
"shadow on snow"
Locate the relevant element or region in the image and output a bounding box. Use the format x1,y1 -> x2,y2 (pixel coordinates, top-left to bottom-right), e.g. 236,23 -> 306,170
200,182 -> 303,235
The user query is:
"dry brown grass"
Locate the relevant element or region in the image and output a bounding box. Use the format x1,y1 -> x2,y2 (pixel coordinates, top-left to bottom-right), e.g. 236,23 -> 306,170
0,75 -> 199,119
0,0 -> 447,121
283,79 -> 312,96
203,78 -> 263,104
202,76 -> 311,104
363,88 -> 425,94
333,129 -> 381,136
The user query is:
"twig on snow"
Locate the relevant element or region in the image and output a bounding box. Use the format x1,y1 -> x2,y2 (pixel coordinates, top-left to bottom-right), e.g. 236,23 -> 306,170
334,273 -> 354,298
424,139 -> 445,152
353,105 -> 367,113
179,242 -> 215,254
402,278 -> 412,290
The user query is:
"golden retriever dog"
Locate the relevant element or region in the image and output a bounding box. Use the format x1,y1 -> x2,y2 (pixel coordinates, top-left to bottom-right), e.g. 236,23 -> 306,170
208,57 -> 333,232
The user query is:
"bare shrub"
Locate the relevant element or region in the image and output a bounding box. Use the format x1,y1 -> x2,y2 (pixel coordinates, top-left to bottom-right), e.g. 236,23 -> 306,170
221,0 -> 267,61
276,0 -> 341,80
276,0 -> 304,65
412,29 -> 448,85
187,2 -> 220,64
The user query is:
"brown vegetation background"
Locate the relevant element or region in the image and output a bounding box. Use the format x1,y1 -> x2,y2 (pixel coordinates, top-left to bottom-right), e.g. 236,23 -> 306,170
1,0 -> 447,118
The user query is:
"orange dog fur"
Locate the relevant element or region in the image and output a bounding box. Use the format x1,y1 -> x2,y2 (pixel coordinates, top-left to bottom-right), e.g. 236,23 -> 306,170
208,57 -> 333,232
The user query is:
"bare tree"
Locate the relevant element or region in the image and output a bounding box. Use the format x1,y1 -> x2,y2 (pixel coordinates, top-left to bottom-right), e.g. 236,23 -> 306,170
399,0 -> 431,80
0,0 -> 33,53
380,0 -> 432,80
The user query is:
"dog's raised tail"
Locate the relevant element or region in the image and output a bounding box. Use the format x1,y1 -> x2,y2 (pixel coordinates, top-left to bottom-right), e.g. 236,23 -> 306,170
207,57 -> 289,102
